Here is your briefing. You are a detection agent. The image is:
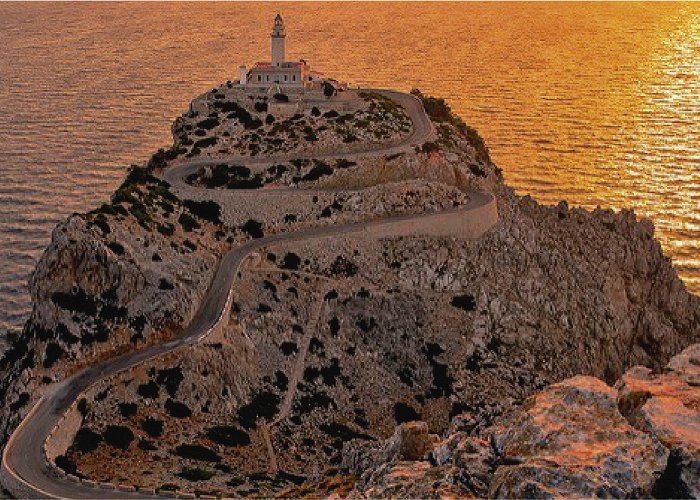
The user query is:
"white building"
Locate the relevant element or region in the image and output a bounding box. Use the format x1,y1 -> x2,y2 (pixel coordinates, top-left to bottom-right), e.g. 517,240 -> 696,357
239,14 -> 323,87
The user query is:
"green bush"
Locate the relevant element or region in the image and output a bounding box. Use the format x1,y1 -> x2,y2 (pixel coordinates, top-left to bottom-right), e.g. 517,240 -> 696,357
411,89 -> 491,163
178,213 -> 200,232
183,199 -> 222,224
157,223 -> 175,236
193,137 -> 217,149
196,117 -> 220,130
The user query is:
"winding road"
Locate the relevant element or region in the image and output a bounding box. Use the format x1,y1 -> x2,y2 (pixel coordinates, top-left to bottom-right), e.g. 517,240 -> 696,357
1,89 -> 497,499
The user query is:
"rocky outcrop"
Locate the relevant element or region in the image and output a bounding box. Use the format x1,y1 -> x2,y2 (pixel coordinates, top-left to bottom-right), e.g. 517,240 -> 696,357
345,421 -> 490,498
489,376 -> 667,498
346,344 -> 700,498
616,344 -> 700,497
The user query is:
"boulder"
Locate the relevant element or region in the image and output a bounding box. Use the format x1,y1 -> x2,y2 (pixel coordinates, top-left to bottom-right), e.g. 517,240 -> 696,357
432,432 -> 492,497
356,461 -> 473,499
616,344 -> 700,498
342,421 -> 438,475
489,376 -> 668,498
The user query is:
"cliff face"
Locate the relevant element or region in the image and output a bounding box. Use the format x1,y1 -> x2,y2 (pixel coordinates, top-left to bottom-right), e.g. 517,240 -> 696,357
0,167 -> 227,446
0,86 -> 698,497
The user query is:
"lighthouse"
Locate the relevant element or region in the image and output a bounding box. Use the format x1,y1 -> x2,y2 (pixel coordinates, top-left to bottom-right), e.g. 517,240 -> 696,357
271,13 -> 286,67
241,14 -> 323,87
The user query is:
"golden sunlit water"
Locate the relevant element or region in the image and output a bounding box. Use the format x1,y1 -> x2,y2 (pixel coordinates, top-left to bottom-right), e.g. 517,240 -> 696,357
1,2 -> 699,332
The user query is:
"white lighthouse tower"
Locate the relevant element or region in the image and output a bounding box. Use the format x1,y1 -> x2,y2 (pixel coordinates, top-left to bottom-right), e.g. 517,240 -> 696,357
241,14 -> 324,87
271,13 -> 286,67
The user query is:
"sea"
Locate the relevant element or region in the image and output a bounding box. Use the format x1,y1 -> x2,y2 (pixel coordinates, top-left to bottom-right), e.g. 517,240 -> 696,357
1,2 -> 699,335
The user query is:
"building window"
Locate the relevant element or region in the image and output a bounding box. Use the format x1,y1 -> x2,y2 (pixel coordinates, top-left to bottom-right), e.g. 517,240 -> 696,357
257,75 -> 261,82
266,75 -> 269,82
292,74 -> 296,82
284,75 -> 288,82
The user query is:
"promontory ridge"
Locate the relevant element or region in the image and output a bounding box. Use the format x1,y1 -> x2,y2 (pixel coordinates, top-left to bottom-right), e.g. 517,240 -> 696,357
1,15 -> 698,499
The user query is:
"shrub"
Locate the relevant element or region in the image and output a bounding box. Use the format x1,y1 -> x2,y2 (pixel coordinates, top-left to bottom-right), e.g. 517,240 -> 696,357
141,417 -> 164,438
301,163 -> 334,183
43,343 -> 63,368
463,125 -> 492,164
55,455 -> 80,476
245,118 -> 263,130
118,402 -> 138,417
175,444 -> 221,462
280,252 -> 301,270
193,137 -> 217,149
328,317 -> 340,337
124,164 -> 160,186
137,381 -> 160,399
280,342 -> 298,356
103,425 -> 134,450
157,222 -> 175,236
412,89 -> 491,163
158,279 -> 174,291
89,217 -> 111,235
178,467 -> 215,481
469,163 -> 487,177
157,367 -> 184,397
240,219 -> 264,239
183,199 -> 221,224
265,113 -> 275,124
178,212 -> 200,232
329,256 -> 358,277
254,102 -> 268,113
196,117 -> 220,130
74,427 -> 103,452
138,439 -> 158,451
51,288 -> 97,315
206,426 -> 251,447
335,159 -> 356,169
9,392 -> 30,412
236,391 -> 281,429
129,202 -> 152,228
228,175 -> 264,189
311,106 -> 321,117
421,141 -> 440,154
451,294 -> 476,311
165,398 -> 192,418
107,241 -> 124,256
273,93 -> 289,102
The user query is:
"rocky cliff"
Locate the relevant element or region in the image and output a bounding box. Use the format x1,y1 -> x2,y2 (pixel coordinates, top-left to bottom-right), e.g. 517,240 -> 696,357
0,85 -> 698,498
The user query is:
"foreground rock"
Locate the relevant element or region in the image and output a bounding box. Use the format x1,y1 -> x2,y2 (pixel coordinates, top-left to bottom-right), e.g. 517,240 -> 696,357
345,345 -> 700,498
616,344 -> 700,497
489,376 -> 667,498
344,421 -> 490,498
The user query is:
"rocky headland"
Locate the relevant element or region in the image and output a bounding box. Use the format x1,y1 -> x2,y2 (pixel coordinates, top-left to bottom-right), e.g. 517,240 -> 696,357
0,83 -> 698,498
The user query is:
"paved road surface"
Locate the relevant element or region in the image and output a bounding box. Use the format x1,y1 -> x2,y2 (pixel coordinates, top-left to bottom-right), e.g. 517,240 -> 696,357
1,88 -> 496,499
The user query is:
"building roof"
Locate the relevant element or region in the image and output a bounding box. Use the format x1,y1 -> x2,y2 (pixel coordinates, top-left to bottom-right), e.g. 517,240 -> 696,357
252,61 -> 304,69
